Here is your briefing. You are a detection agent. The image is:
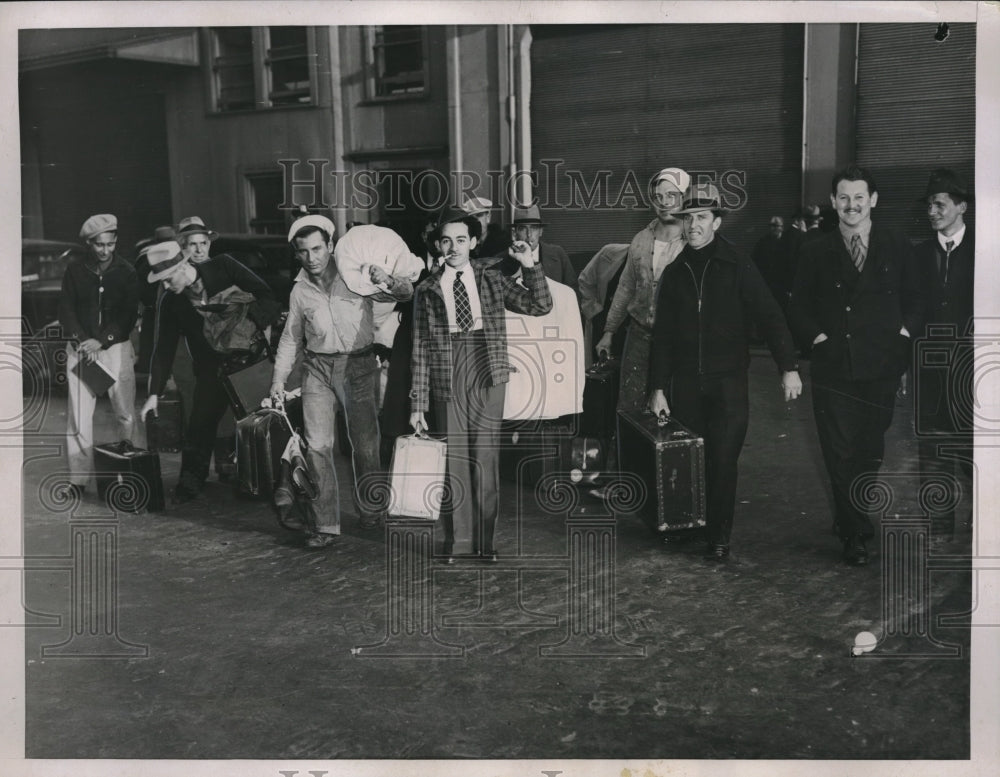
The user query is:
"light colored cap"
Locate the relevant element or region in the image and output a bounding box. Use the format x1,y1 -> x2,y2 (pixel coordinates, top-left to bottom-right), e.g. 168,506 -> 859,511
80,213 -> 118,241
652,167 -> 691,193
460,196 -> 493,216
288,215 -> 336,243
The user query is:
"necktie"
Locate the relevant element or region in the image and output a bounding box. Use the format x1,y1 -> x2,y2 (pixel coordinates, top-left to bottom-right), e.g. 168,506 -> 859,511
941,240 -> 954,286
850,233 -> 865,273
453,271 -> 473,332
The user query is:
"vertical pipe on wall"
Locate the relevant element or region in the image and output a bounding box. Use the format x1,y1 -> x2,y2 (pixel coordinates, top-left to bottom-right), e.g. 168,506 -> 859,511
506,24 -> 517,225
447,26 -> 464,189
517,26 -> 533,207
328,26 -> 347,237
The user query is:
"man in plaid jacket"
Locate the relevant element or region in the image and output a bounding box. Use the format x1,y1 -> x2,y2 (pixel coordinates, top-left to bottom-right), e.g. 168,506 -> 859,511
409,207 -> 552,563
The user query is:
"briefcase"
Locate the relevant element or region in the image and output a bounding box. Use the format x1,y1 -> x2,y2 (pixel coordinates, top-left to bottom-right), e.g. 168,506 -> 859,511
581,356 -> 620,439
145,391 -> 185,453
499,420 -> 574,487
617,410 -> 706,532
387,433 -> 447,520
234,399 -> 301,499
94,441 -> 165,513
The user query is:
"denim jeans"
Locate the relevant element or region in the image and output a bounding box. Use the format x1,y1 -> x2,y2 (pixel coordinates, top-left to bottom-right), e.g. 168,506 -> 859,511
301,351 -> 385,534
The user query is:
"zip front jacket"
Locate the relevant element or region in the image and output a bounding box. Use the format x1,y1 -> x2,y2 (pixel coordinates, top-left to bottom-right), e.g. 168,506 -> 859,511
650,237 -> 798,389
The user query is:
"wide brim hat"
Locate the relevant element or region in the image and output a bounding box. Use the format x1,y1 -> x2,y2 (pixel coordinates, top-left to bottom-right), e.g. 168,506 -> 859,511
917,168 -> 973,203
146,240 -> 188,283
511,204 -> 546,226
80,213 -> 118,241
177,216 -> 219,241
675,182 -> 728,215
137,225 -> 177,258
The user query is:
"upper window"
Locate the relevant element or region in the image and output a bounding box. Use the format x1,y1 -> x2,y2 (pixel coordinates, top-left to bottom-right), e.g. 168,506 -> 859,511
365,26 -> 429,100
210,27 -> 316,112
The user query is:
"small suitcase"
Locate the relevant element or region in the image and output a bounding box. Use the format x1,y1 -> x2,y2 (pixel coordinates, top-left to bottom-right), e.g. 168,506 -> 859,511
567,435 -> 605,485
581,356 -> 620,440
617,410 -> 706,532
145,391 -> 185,453
234,399 -> 301,499
94,441 -> 165,513
499,420 -> 575,487
222,351 -> 304,420
387,433 -> 447,520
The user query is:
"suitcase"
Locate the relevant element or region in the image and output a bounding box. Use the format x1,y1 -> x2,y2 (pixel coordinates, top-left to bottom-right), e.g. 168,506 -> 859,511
581,356 -> 620,439
214,435 -> 237,481
499,421 -> 575,487
617,410 -> 707,532
222,351 -> 303,420
145,391 -> 185,453
94,441 -> 165,513
566,436 -> 605,485
234,399 -> 301,499
387,433 -> 447,520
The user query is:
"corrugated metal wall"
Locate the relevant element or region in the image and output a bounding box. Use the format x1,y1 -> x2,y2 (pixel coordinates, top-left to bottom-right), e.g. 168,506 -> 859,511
529,24 -> 805,257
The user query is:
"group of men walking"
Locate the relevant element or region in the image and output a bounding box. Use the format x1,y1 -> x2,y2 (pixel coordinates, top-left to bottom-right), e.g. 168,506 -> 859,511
57,161 -> 973,568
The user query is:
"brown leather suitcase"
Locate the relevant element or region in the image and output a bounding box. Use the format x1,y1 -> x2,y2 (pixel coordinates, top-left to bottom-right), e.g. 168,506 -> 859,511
234,399 -> 301,499
617,410 -> 706,532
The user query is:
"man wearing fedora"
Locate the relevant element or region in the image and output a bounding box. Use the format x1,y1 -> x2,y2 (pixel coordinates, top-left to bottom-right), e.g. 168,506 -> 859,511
58,213 -> 139,498
176,216 -> 218,264
141,239 -> 281,503
650,183 -> 801,562
409,208 -> 552,563
269,215 -> 413,548
461,195 -> 509,259
788,165 -> 924,566
133,226 -> 177,374
914,168 -> 975,538
508,204 -> 577,290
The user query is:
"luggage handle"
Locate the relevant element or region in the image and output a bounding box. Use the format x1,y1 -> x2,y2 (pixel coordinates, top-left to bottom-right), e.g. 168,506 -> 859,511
589,351 -> 618,373
652,410 -> 694,439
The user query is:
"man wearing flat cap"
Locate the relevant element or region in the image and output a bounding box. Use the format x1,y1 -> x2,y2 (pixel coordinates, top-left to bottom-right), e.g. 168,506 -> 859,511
58,213 -> 139,498
788,164 -> 924,567
269,215 -> 414,548
409,208 -> 552,563
651,182 -> 802,562
141,238 -> 281,503
176,216 -> 219,265
914,168 -> 975,539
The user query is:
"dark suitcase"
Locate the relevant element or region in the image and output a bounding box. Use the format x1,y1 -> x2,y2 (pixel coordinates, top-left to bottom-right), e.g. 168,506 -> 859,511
617,410 -> 706,532
235,404 -> 295,499
94,441 -> 165,513
581,356 -> 620,439
222,351 -> 303,420
145,391 -> 185,453
214,435 -> 237,481
566,436 -> 605,486
500,421 -> 574,487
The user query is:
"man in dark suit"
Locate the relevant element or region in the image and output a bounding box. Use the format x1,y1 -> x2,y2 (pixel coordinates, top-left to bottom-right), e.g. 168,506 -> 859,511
913,169 -> 974,538
788,165 -> 924,566
509,205 -> 578,291
409,208 -> 552,563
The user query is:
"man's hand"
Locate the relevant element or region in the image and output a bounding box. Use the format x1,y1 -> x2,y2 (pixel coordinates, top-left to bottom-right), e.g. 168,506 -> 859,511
78,338 -> 102,364
409,411 -> 427,434
595,332 -> 614,359
368,264 -> 392,289
269,382 -> 285,408
140,394 -> 158,422
812,333 -> 828,346
782,370 -> 803,401
649,389 -> 670,418
509,240 -> 535,268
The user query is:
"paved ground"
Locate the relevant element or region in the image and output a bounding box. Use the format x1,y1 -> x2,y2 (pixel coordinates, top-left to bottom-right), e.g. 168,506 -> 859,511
20,355 -> 972,759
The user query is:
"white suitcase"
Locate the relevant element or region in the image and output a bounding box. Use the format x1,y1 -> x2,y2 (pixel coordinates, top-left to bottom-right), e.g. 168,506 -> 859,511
387,433 -> 447,520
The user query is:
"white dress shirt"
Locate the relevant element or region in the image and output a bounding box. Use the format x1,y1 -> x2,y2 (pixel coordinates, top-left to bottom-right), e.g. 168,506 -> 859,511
441,262 -> 484,333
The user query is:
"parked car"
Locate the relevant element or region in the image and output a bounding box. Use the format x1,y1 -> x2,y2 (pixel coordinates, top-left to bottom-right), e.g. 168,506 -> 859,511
21,239 -> 85,393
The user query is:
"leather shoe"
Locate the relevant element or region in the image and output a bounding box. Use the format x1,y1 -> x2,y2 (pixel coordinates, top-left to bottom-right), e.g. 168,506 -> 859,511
842,536 -> 869,566
306,532 -> 338,549
704,543 -> 731,562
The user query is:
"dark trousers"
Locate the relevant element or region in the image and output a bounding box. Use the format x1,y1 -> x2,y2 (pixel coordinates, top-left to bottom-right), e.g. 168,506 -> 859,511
432,332 -> 505,556
180,368 -> 231,488
670,370 -> 749,546
811,374 -> 897,541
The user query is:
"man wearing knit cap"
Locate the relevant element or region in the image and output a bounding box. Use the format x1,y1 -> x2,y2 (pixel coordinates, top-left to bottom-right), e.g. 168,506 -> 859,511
269,215 -> 414,548
58,213 -> 139,498
141,238 -> 281,503
650,182 -> 801,562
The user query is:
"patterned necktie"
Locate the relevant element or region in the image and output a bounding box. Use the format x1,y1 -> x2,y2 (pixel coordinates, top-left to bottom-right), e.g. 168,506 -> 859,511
453,270 -> 473,332
942,240 -> 955,286
850,233 -> 865,273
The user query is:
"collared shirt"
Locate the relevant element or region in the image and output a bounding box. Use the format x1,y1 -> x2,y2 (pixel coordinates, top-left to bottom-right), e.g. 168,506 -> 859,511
441,262 -> 484,332
938,223 -> 966,251
839,219 -> 872,268
273,267 -> 374,384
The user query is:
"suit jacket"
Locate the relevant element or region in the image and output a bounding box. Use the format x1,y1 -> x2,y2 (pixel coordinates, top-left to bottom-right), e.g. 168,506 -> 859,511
915,234 -> 974,336
788,222 -> 924,382
538,241 -> 578,291
409,259 -> 553,412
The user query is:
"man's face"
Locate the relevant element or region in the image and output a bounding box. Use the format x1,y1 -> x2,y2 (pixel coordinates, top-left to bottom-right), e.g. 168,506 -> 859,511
652,179 -> 685,224
161,263 -> 193,294
293,230 -> 333,278
683,210 -> 722,249
769,218 -> 784,238
437,221 -> 476,268
183,234 -> 212,263
831,179 -> 878,229
512,224 -> 543,249
87,232 -> 117,263
927,192 -> 966,236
